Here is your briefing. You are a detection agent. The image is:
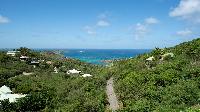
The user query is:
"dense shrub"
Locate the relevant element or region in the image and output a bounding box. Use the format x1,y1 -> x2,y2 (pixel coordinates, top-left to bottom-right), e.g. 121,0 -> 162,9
111,38 -> 200,111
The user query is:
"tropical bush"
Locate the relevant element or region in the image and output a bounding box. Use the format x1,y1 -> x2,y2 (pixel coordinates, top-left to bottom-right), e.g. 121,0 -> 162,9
110,38 -> 200,111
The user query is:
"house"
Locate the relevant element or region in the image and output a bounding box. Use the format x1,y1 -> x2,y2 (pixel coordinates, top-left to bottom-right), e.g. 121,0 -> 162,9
161,53 -> 174,60
82,74 -> 92,77
0,93 -> 26,103
67,69 -> 81,74
6,51 -> 19,56
46,61 -> 52,65
0,85 -> 12,94
146,56 -> 155,61
0,85 -> 26,103
20,55 -> 29,61
23,72 -> 33,76
30,60 -> 40,65
54,67 -> 58,73
30,60 -> 40,68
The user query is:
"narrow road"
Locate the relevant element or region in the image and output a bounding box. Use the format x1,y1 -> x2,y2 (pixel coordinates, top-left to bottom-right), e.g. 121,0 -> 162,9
106,77 -> 119,111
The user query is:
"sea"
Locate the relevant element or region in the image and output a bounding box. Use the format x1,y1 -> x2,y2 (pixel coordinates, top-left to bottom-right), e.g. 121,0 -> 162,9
62,49 -> 151,65
1,49 -> 151,65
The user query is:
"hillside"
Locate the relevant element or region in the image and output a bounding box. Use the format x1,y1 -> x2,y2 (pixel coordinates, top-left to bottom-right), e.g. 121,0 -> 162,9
1,39 -> 200,112
110,38 -> 200,111
0,48 -> 110,112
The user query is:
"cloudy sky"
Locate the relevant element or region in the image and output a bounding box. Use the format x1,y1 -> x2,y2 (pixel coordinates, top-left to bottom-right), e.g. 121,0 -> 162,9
0,0 -> 199,49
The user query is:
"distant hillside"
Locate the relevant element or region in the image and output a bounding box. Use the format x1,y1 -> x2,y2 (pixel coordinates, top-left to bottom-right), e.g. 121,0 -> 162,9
110,38 -> 200,111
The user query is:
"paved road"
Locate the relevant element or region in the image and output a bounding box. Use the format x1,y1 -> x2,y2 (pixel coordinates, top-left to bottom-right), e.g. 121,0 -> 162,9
106,77 -> 119,111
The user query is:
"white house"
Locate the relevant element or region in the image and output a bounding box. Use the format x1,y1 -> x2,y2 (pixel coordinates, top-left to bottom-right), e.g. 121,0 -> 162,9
20,55 -> 29,59
0,85 -> 26,103
30,60 -> 40,64
161,53 -> 174,60
67,69 -> 81,74
54,67 -> 58,73
20,56 -> 29,61
46,61 -> 52,65
146,56 -> 155,61
0,85 -> 12,94
6,51 -> 19,56
82,74 -> 92,77
0,93 -> 26,103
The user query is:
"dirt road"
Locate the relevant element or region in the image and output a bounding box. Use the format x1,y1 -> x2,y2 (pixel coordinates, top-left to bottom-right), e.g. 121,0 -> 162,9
106,77 -> 119,111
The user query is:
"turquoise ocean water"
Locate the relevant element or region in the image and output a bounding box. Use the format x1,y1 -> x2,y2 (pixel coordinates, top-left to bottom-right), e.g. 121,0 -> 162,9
1,49 -> 151,65
62,49 -> 151,65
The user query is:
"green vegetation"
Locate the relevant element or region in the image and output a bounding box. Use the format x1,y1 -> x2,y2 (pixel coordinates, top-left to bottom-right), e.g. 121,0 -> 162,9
0,52 -> 32,86
6,65 -> 109,111
1,38 -> 200,111
110,38 -> 200,111
0,48 -> 110,112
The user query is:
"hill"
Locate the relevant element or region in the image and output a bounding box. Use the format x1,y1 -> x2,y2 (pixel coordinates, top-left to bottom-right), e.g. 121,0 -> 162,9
0,48 -> 110,112
110,38 -> 200,111
1,38 -> 200,111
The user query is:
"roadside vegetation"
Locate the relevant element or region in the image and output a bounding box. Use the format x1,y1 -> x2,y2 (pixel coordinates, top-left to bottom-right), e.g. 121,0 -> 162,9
110,38 -> 200,111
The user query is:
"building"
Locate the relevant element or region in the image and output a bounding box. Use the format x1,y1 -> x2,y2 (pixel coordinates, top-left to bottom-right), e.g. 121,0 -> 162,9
0,85 -> 26,103
82,74 -> 92,77
46,61 -> 52,65
30,60 -> 40,65
161,53 -> 174,60
146,56 -> 155,61
6,51 -> 19,56
0,93 -> 26,103
0,85 -> 12,94
67,69 -> 81,74
54,67 -> 58,73
20,55 -> 29,61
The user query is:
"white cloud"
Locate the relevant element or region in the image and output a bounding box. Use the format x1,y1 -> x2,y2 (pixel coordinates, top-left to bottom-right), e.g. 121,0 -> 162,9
84,26 -> 96,35
87,30 -> 96,35
0,15 -> 10,24
145,17 -> 159,24
134,23 -> 148,39
97,20 -> 110,27
98,11 -> 110,19
133,17 -> 159,39
83,12 -> 111,35
135,23 -> 148,33
98,13 -> 107,19
176,29 -> 192,37
169,0 -> 200,23
97,12 -> 111,27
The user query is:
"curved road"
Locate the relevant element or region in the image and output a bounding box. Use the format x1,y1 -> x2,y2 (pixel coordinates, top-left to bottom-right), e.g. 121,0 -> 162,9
106,77 -> 119,111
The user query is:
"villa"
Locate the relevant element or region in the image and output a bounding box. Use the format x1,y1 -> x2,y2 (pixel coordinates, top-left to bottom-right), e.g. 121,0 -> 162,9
0,85 -> 26,103
20,55 -> 29,61
0,93 -> 26,103
82,74 -> 92,77
6,51 -> 19,56
46,61 -> 53,65
30,60 -> 40,64
146,56 -> 155,61
161,53 -> 174,60
0,85 -> 12,94
54,67 -> 58,73
67,69 -> 81,74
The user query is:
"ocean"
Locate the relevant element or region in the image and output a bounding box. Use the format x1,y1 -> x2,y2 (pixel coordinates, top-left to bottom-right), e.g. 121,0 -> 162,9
1,49 -> 151,65
62,49 -> 151,65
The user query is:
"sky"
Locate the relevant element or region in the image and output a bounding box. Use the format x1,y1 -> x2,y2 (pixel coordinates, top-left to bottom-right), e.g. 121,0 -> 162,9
0,0 -> 200,49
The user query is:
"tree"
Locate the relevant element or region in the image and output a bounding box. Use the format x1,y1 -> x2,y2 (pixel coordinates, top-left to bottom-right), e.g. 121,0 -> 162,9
17,47 -> 31,56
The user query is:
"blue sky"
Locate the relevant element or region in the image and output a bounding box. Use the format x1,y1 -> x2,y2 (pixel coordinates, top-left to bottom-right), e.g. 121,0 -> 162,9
0,0 -> 199,49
